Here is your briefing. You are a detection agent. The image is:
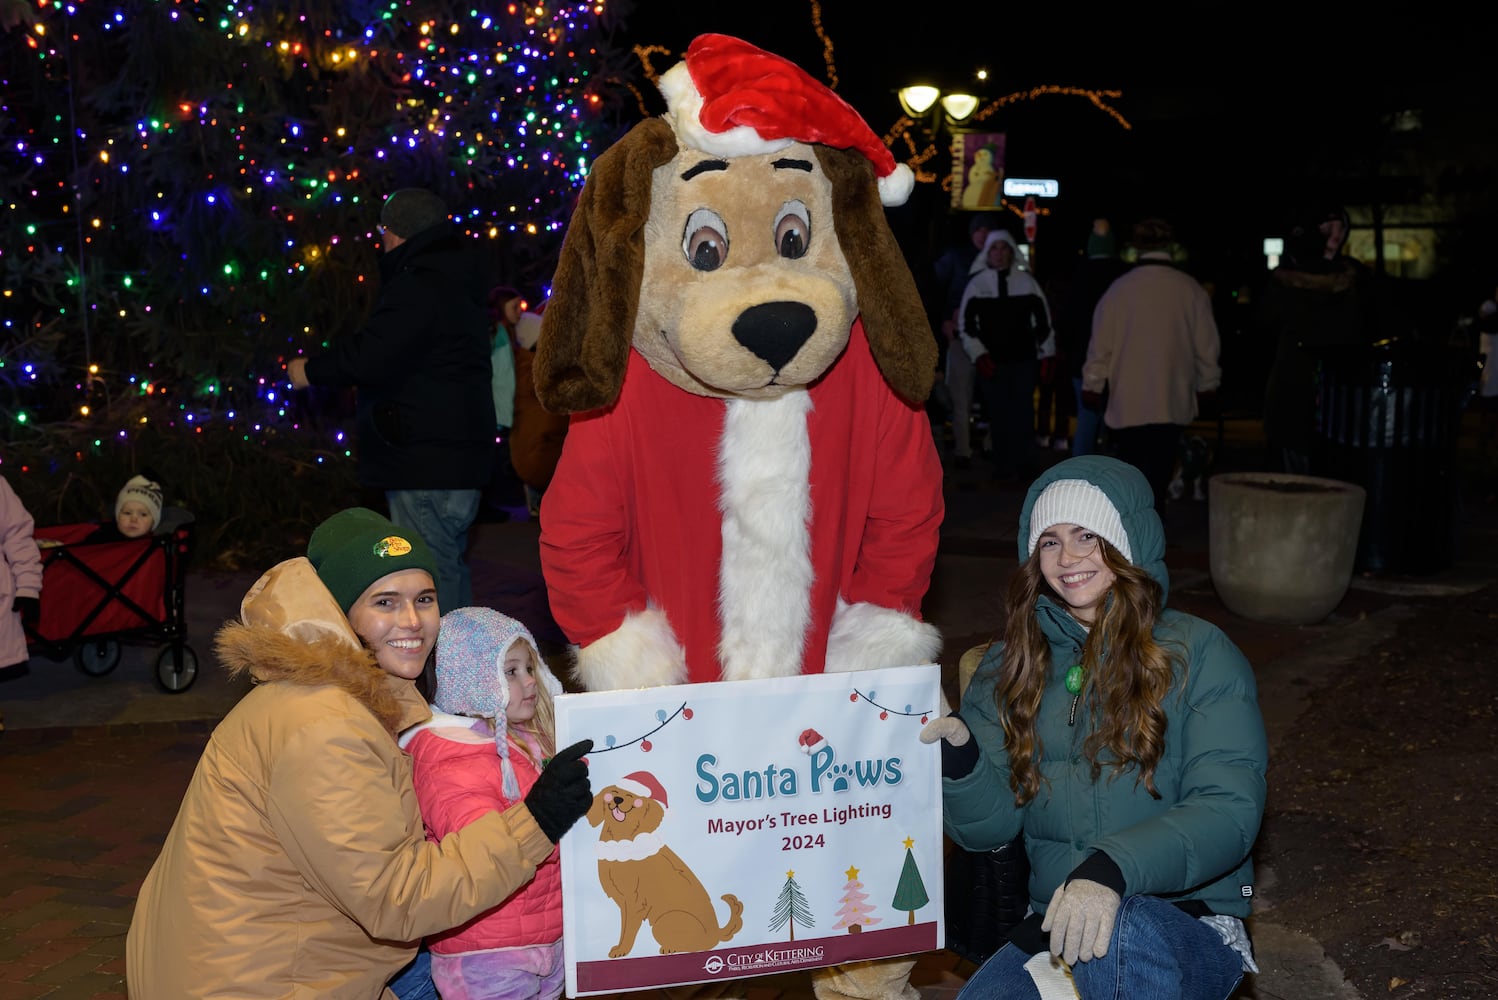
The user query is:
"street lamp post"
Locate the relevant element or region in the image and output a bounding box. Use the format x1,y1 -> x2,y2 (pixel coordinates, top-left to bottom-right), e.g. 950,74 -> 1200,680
897,84 -> 980,205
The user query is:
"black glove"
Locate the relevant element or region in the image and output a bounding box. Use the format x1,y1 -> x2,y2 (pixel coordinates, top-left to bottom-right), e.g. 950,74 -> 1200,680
1080,390 -> 1105,412
975,354 -> 997,379
525,738 -> 594,843
12,595 -> 39,623
1196,390 -> 1219,419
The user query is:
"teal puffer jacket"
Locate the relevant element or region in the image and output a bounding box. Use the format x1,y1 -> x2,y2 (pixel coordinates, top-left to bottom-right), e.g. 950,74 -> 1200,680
942,456 -> 1267,919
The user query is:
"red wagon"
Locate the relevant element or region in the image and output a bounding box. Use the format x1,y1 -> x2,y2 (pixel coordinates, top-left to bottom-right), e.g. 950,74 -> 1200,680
23,511 -> 199,692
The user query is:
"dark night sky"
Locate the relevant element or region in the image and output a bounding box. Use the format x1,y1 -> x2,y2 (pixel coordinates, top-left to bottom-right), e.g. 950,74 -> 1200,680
606,2 -> 1489,286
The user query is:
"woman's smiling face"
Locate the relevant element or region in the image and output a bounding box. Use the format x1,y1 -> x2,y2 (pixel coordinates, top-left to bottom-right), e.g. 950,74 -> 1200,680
1036,523 -> 1116,624
345,569 -> 439,680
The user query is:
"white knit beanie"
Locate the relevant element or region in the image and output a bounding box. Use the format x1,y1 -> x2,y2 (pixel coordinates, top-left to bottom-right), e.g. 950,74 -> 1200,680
1026,479 -> 1132,562
116,474 -> 164,532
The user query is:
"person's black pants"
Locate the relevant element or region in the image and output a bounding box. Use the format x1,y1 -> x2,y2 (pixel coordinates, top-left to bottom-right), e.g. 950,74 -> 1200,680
1110,422 -> 1183,511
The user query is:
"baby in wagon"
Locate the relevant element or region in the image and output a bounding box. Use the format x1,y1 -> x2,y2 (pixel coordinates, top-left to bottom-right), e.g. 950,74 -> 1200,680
84,474 -> 163,544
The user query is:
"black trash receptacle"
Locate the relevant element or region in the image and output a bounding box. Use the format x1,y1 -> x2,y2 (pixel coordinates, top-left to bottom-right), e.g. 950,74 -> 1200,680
1313,342 -> 1477,574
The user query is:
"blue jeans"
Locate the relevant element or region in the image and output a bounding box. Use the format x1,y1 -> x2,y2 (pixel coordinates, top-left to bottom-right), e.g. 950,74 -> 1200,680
386,488 -> 481,611
1071,377 -> 1102,456
956,896 -> 1244,1000
389,945 -> 439,1000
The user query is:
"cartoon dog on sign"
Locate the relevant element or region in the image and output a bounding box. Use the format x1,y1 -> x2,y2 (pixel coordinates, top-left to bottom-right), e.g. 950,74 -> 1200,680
588,771 -> 744,957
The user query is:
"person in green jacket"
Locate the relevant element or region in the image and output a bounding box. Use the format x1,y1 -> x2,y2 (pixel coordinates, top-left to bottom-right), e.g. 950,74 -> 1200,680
923,455 -> 1266,999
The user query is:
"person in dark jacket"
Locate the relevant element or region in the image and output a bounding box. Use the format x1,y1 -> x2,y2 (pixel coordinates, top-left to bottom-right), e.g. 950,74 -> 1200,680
922,456 -> 1266,998
289,188 -> 496,609
1257,204 -> 1379,475
1053,219 -> 1128,456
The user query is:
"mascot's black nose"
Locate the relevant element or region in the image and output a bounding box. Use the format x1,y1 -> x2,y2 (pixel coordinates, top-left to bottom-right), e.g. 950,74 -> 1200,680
732,301 -> 817,373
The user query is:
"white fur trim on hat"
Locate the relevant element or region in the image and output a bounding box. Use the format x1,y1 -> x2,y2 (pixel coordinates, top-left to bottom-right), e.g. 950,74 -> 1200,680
1027,479 -> 1132,562
659,62 -> 792,161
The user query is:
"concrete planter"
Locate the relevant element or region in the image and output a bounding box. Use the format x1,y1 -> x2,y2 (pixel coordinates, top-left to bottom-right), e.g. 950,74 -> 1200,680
1208,472 -> 1367,625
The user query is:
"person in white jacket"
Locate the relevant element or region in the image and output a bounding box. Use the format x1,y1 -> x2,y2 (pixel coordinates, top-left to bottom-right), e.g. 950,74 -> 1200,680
1081,218 -> 1221,510
958,229 -> 1054,481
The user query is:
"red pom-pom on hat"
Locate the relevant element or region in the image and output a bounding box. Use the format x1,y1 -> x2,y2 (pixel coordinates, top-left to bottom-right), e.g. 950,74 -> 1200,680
618,770 -> 668,808
658,33 -> 913,207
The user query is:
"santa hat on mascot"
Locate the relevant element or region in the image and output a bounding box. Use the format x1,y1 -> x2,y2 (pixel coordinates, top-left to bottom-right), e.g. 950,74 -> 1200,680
658,34 -> 914,208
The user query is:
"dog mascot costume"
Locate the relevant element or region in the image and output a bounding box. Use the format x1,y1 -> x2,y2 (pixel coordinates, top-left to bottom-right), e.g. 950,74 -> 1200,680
535,34 -> 945,1000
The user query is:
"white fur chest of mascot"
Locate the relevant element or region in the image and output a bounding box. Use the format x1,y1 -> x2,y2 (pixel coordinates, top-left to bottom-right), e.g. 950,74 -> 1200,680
535,33 -> 945,699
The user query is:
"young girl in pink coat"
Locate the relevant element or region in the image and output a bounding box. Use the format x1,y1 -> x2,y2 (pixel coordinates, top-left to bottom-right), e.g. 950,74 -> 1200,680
400,607 -> 565,1000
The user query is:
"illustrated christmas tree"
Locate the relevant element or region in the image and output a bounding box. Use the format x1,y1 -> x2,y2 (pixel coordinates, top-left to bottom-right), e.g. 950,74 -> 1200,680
831,864 -> 881,934
891,836 -> 930,925
768,869 -> 815,942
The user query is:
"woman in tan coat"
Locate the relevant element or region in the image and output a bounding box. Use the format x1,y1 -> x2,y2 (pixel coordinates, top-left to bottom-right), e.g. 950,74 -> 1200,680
126,508 -> 592,999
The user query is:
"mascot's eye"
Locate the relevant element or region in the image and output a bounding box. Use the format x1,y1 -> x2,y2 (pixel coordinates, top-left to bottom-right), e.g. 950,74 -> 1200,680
774,201 -> 810,260
682,208 -> 728,272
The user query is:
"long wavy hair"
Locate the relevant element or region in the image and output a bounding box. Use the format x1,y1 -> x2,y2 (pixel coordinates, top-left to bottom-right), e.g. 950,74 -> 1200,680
993,538 -> 1183,805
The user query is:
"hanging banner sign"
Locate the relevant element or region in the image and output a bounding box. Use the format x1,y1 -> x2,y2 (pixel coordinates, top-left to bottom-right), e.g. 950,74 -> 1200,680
556,665 -> 945,997
950,131 -> 1006,211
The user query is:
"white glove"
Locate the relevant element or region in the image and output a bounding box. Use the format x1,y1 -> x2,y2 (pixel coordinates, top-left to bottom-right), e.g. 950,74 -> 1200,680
1041,878 -> 1121,965
919,715 -> 970,746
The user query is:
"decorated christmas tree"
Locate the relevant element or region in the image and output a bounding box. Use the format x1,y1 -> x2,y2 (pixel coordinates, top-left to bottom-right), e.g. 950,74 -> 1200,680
831,864 -> 880,934
0,0 -> 635,558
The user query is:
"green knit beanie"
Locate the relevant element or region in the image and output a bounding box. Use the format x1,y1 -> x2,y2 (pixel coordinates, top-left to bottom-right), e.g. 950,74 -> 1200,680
306,507 -> 440,614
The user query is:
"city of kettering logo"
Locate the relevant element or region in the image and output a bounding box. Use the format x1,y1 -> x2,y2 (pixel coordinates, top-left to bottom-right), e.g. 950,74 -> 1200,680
701,947 -> 827,975
373,536 -> 413,558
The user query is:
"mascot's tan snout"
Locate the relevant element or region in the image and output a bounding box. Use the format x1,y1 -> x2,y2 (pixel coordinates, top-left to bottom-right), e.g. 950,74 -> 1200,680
587,775 -> 745,957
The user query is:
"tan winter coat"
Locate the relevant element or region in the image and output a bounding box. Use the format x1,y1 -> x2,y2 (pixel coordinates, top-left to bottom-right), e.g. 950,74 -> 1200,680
126,557 -> 555,1000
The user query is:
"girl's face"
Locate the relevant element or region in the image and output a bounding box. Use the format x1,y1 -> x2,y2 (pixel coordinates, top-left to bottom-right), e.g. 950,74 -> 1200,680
503,640 -> 539,724
346,569 -> 439,681
1036,523 -> 1116,625
117,500 -> 154,539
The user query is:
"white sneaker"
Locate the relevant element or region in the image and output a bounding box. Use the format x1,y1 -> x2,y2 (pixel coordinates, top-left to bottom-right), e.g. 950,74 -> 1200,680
1052,437 -> 1071,452
1034,434 -> 1051,448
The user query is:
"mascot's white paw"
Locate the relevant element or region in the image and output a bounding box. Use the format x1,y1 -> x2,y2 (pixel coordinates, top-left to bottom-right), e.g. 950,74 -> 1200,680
824,598 -> 942,674
573,608 -> 689,692
825,599 -> 948,713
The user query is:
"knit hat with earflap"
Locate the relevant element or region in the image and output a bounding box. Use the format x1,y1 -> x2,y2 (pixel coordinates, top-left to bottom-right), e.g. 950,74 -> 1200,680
116,474 -> 164,532
657,33 -> 914,207
306,507 -> 440,614
435,606 -> 562,799
1018,455 -> 1169,598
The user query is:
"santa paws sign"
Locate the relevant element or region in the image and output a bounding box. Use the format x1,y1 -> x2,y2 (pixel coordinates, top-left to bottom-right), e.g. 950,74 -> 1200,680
555,665 -> 945,996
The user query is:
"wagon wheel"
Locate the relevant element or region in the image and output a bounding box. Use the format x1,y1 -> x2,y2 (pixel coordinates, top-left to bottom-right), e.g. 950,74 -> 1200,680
75,640 -> 122,676
155,644 -> 199,694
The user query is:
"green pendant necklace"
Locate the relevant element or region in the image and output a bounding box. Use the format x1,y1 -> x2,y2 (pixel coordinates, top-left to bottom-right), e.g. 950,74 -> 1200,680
1064,664 -> 1085,694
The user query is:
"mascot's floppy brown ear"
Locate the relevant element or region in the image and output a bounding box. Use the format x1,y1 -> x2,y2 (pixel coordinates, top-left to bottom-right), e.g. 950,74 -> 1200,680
535,117 -> 678,414
817,145 -> 937,405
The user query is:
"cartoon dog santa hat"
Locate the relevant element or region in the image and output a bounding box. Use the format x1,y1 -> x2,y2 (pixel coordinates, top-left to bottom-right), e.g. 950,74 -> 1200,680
617,771 -> 669,809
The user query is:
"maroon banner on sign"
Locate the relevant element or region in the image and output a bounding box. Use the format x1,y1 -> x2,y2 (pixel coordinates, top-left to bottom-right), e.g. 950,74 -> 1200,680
574,923 -> 940,994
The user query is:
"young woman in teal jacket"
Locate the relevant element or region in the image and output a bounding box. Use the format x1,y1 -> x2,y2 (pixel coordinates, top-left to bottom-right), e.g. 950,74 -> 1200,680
923,455 -> 1267,999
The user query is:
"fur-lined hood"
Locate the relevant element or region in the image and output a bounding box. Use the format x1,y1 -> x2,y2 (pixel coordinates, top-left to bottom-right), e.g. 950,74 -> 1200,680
213,556 -> 426,737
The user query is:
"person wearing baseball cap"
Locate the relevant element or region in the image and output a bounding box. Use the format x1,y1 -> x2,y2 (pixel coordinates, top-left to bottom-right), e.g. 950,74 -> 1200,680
127,507 -> 593,1000
922,456 -> 1266,997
